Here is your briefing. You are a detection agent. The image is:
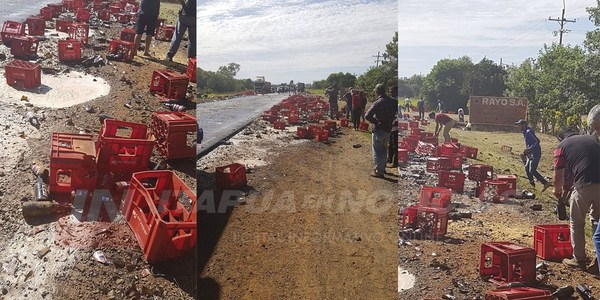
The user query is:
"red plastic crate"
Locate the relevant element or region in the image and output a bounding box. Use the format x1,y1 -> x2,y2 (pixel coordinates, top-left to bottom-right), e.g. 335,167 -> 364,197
1,21 -> 25,46
108,39 -> 135,61
359,121 -> 369,131
459,145 -> 479,159
155,25 -> 174,41
307,112 -> 320,122
308,125 -> 320,138
120,28 -> 136,42
116,13 -> 130,24
296,127 -> 308,138
340,118 -> 349,127
186,58 -> 196,83
149,70 -> 189,100
288,114 -> 299,124
401,137 -> 419,153
439,143 -> 460,156
484,287 -> 552,300
420,136 -> 439,145
409,121 -> 419,128
10,36 -> 39,59
438,170 -> 465,194
496,175 -> 517,196
68,22 -> 89,44
65,0 -> 84,12
97,9 -> 111,21
26,16 -> 45,36
441,153 -> 463,170
413,115 -> 421,121
533,224 -> 572,260
109,4 -> 121,13
150,112 -> 196,160
93,2 -> 105,10
55,19 -> 73,32
123,170 -> 196,263
420,119 -> 429,126
40,7 -> 53,20
273,120 -> 286,130
5,59 -> 41,89
58,40 -> 82,61
50,132 -> 98,194
401,205 -> 449,239
480,180 -> 511,203
398,122 -> 409,130
216,163 -> 247,190
426,157 -> 451,173
76,8 -> 91,22
47,3 -> 64,17
468,164 -> 494,182
419,132 -> 434,140
419,186 -> 452,208
398,149 -> 408,163
314,128 -> 329,142
96,119 -> 154,174
480,242 -> 537,285
410,127 -> 422,137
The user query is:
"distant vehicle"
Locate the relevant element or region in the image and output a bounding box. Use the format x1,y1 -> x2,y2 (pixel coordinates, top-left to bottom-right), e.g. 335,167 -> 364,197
297,82 -> 305,93
277,84 -> 287,93
254,76 -> 271,94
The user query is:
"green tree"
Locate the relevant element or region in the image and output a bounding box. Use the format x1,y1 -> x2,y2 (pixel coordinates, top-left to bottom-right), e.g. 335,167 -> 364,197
471,58 -> 506,97
217,62 -> 241,77
355,32 -> 399,95
420,56 -> 474,112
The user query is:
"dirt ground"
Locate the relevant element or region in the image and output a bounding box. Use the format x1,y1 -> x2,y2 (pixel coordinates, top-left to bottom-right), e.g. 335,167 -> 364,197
197,114 -> 398,299
0,5 -> 196,300
398,113 -> 600,299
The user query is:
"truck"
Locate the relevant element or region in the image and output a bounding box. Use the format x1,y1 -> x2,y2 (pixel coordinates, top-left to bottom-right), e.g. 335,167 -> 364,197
297,82 -> 305,93
254,76 -> 271,94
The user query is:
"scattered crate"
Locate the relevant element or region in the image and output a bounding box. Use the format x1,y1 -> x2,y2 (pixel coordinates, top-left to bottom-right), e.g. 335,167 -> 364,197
415,141 -> 437,156
186,58 -> 196,83
55,20 -> 73,32
40,7 -> 53,21
155,25 -> 174,41
273,120 -> 286,130
400,205 -> 449,239
47,3 -> 64,17
426,157 -> 451,173
484,287 -> 552,300
1,21 -> 25,46
97,9 -> 111,21
496,175 -> 517,196
480,242 -> 536,285
68,22 -> 89,44
5,59 -> 41,89
398,149 -> 408,163
459,145 -> 479,159
58,40 -> 82,61
468,164 -> 494,182
95,119 -> 154,174
419,186 -> 452,208
438,170 -> 465,194
49,132 -> 98,194
340,118 -> 349,127
26,16 -> 45,36
115,13 -> 130,24
150,112 -> 196,160
533,224 -> 573,261
123,170 -> 196,263
480,180 -> 511,203
410,127 -> 422,137
398,122 -> 409,130
76,8 -> 91,22
314,128 -> 329,142
149,70 -> 189,100
108,39 -> 135,61
10,36 -> 39,59
120,28 -> 136,42
296,127 -> 309,139
409,121 -> 419,129
109,4 -> 121,14
215,163 -> 247,190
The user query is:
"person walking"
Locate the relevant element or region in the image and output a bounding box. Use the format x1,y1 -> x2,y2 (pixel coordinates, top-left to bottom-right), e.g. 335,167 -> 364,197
388,86 -> 399,168
343,88 -> 353,120
404,97 -> 411,113
457,108 -> 464,122
552,127 -> 600,270
365,84 -> 396,178
134,0 -> 161,57
325,85 -> 339,120
515,119 -> 551,191
165,0 -> 196,61
351,89 -> 362,130
429,111 -> 455,143
417,98 -> 425,120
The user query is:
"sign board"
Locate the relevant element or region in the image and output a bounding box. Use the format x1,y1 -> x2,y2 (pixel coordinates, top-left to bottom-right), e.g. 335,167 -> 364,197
468,96 -> 528,126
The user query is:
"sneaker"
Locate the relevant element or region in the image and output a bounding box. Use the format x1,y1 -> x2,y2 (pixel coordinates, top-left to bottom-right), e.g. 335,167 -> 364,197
370,172 -> 384,178
563,257 -> 586,269
587,259 -> 600,275
542,181 -> 552,192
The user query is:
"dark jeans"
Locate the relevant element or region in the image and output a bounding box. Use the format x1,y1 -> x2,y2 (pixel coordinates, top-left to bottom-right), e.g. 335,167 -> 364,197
346,101 -> 351,119
525,154 -> 548,186
167,14 -> 196,58
418,109 -> 424,120
329,101 -> 338,119
388,130 -> 398,166
352,108 -> 361,129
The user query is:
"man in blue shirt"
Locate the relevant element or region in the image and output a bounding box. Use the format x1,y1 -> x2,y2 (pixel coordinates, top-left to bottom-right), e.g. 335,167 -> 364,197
516,119 -> 551,191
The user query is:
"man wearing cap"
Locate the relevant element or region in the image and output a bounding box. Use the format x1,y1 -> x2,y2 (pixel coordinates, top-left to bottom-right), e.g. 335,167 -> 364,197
325,85 -> 339,119
552,127 -> 600,270
365,84 -> 396,178
429,111 -> 455,143
516,119 -> 551,191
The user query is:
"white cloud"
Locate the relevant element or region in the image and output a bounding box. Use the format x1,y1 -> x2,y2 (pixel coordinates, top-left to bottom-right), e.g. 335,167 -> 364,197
198,0 -> 398,83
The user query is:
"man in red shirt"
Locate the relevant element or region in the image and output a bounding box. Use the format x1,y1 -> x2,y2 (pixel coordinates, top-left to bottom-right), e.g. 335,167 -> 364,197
429,112 -> 455,143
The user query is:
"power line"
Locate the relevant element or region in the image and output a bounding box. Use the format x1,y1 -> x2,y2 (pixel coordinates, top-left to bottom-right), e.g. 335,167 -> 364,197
372,51 -> 382,67
548,0 -> 576,45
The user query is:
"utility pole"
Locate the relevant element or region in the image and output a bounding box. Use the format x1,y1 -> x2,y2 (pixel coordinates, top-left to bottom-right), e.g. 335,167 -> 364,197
372,51 -> 382,67
548,0 -> 576,45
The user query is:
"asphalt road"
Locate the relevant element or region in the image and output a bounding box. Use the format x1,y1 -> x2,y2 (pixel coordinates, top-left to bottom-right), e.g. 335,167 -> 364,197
196,93 -> 290,156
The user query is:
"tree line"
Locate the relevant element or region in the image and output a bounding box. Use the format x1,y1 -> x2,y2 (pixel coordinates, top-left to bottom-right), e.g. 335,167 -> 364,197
400,1 -> 600,134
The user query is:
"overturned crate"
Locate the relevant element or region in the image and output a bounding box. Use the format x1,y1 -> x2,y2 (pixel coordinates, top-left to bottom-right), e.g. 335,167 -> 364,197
149,70 -> 189,100
1,20 -> 25,46
10,36 -> 39,59
150,112 -> 197,160
95,119 -> 154,175
108,39 -> 135,61
49,132 -> 98,195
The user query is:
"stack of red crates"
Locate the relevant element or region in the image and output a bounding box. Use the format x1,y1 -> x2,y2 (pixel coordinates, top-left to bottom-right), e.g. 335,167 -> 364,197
149,70 -> 189,100
5,59 -> 41,89
95,119 -> 154,175
1,21 -> 25,46
58,40 -> 82,61
480,242 -> 537,285
187,58 -> 196,83
49,132 -> 98,194
26,16 -> 45,35
150,112 -> 196,160
533,224 -> 572,260
122,170 -> 196,263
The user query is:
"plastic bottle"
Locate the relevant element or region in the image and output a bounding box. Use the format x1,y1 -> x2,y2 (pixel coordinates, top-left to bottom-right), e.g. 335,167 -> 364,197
164,103 -> 186,112
26,111 -> 40,128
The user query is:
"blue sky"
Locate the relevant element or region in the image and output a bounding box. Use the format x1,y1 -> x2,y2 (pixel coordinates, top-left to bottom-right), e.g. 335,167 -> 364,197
198,0 -> 398,84
399,0 -> 597,78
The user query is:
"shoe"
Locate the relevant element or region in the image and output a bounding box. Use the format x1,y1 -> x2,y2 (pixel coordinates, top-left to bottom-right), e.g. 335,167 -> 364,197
563,257 -> 586,269
587,259 -> 600,275
542,181 -> 552,192
165,55 -> 173,62
370,172 -> 384,178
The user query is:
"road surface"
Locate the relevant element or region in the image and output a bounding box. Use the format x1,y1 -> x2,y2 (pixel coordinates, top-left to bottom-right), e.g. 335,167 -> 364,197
196,94 -> 289,156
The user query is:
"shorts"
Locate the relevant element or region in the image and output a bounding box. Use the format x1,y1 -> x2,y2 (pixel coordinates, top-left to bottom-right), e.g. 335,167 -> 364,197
136,14 -> 158,36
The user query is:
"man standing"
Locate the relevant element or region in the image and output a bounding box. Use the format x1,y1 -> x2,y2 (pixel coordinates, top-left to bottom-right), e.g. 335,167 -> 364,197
343,88 -> 353,120
134,0 -> 160,57
515,119 -> 551,191
553,128 -> 600,270
588,104 -> 600,137
166,0 -> 196,61
365,84 -> 396,178
404,97 -> 411,112
325,85 -> 339,119
388,86 -> 399,168
429,111 -> 455,143
417,98 -> 425,120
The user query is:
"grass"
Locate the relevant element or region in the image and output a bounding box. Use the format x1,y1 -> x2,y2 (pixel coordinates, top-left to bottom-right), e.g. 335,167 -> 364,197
307,88 -> 325,95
